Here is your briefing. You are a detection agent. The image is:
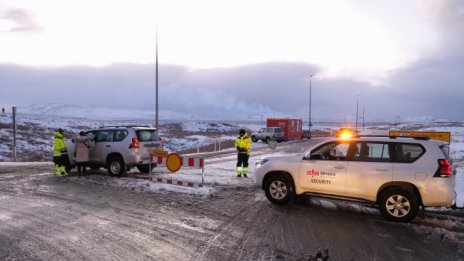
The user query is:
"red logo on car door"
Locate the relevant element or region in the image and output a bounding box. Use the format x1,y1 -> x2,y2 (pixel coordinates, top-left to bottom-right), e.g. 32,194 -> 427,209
307,169 -> 320,177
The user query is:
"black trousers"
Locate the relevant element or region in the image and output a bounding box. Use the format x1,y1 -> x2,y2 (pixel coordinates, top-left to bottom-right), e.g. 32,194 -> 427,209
53,154 -> 71,173
76,162 -> 87,173
53,155 -> 70,167
236,153 -> 249,168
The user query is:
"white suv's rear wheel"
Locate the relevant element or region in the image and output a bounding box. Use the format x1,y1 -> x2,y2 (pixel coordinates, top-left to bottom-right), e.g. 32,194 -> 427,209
107,156 -> 124,176
264,174 -> 294,204
379,188 -> 418,222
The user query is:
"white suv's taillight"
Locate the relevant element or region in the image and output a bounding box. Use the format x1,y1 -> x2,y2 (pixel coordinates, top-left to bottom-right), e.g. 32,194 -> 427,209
129,137 -> 140,149
435,159 -> 452,177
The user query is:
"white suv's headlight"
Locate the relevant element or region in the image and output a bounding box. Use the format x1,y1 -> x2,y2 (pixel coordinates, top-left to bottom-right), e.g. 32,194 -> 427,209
255,158 -> 269,168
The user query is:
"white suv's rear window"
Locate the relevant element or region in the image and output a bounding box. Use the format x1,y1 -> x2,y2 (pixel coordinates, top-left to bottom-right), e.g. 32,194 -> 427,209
393,143 -> 425,163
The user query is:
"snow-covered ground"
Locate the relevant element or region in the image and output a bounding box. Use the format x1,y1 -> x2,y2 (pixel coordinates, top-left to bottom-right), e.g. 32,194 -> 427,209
1,111 -> 463,206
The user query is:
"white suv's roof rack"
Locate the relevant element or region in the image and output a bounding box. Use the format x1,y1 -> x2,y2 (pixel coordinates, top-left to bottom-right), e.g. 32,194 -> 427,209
356,135 -> 430,140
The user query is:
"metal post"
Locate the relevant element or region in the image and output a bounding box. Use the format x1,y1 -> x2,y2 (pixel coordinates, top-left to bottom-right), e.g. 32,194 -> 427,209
12,107 -> 17,161
201,166 -> 204,185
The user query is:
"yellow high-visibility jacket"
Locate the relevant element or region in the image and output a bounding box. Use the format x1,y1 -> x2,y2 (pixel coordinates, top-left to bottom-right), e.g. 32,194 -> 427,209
53,131 -> 67,157
235,133 -> 251,155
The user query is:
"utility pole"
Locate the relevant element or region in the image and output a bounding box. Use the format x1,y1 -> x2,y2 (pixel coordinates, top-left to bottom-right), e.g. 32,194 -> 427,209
309,75 -> 315,132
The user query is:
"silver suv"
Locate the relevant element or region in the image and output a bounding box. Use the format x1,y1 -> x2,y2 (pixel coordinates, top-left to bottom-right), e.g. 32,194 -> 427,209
251,127 -> 285,143
68,126 -> 162,176
254,135 -> 456,222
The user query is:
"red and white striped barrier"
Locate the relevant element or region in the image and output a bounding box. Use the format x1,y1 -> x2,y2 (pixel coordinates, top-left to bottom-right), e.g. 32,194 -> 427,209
152,156 -> 204,169
150,152 -> 205,187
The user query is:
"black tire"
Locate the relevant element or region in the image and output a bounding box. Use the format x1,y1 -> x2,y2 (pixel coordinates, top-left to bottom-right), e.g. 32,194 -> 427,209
265,137 -> 271,143
136,164 -> 156,173
107,156 -> 125,176
264,174 -> 294,204
379,188 -> 419,222
251,136 -> 257,142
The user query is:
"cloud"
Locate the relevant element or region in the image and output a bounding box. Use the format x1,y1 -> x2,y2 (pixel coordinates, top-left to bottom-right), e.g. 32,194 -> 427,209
1,8 -> 43,33
421,0 -> 464,57
1,60 -> 463,122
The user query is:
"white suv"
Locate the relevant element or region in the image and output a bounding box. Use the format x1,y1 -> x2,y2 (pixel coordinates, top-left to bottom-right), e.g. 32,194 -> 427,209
68,126 -> 162,176
254,136 -> 456,222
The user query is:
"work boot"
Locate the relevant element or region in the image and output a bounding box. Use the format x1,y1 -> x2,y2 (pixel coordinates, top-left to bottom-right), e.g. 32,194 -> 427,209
243,174 -> 248,178
60,166 -> 68,176
236,174 -> 242,178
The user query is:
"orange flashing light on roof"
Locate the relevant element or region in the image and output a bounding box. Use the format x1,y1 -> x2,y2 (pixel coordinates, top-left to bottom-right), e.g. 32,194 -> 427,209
339,131 -> 354,139
335,127 -> 356,139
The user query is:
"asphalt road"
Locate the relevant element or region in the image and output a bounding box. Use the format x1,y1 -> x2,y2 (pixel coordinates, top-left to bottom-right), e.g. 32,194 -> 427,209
1,140 -> 463,260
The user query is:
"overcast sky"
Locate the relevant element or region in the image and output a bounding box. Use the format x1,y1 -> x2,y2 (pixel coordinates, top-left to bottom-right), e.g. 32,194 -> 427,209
1,0 -> 463,122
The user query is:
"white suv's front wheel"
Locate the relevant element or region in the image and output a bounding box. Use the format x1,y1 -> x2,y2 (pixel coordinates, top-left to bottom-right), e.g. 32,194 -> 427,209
264,174 -> 294,204
379,188 -> 419,222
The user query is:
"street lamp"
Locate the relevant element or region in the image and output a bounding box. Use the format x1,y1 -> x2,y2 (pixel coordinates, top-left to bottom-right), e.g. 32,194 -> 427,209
309,75 -> 315,132
155,24 -> 159,130
362,102 -> 366,133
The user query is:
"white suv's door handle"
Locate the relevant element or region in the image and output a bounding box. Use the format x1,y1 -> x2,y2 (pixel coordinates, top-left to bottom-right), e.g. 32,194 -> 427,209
105,145 -> 111,148
334,165 -> 346,169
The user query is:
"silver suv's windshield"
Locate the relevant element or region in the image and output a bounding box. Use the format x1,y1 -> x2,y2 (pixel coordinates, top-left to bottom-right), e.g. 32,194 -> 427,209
274,128 -> 283,133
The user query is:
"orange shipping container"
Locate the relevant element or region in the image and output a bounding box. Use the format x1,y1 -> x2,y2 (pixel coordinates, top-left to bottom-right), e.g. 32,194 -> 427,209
266,118 -> 303,140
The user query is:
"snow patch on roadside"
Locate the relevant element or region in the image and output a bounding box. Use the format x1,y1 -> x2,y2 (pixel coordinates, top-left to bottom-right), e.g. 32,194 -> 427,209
68,175 -> 215,197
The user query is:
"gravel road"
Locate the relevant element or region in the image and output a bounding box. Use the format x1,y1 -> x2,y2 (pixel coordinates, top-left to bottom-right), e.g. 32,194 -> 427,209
1,142 -> 464,260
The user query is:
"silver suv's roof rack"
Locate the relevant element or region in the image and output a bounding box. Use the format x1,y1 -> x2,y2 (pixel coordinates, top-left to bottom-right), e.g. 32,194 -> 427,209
99,125 -> 153,129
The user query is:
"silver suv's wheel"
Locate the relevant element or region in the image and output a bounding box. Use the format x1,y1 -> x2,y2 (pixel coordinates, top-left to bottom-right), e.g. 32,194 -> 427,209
107,156 -> 124,176
264,174 -> 294,204
379,188 -> 418,222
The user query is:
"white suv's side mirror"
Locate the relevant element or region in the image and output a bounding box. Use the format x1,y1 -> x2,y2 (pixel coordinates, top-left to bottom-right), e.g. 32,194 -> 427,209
303,151 -> 312,160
